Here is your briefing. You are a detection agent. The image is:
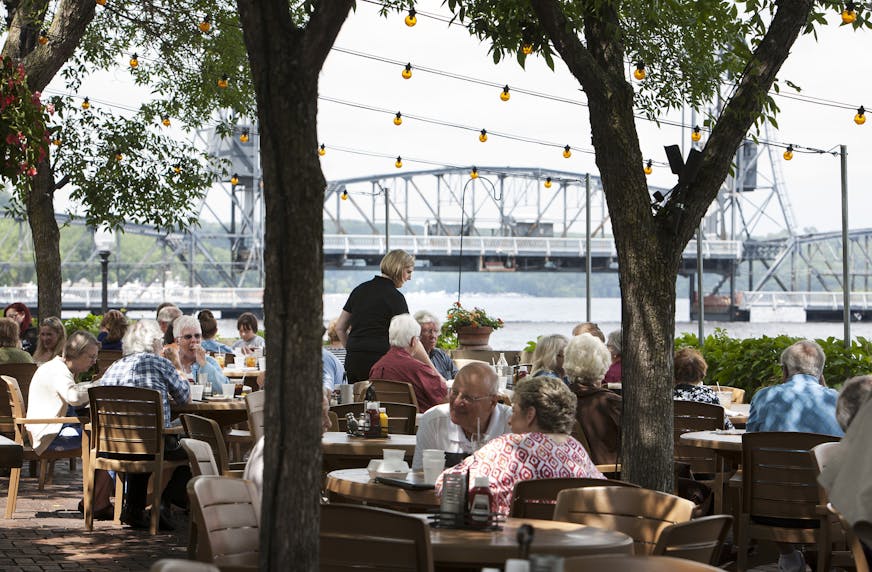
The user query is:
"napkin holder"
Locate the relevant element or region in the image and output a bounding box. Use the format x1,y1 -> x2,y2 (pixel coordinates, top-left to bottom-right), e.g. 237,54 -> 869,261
428,472 -> 504,530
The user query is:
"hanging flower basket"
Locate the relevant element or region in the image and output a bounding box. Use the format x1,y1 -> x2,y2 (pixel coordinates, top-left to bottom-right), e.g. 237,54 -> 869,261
456,326 -> 494,349
440,302 -> 504,350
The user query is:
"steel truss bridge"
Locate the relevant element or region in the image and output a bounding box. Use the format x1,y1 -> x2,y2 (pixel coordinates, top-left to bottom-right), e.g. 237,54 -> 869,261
0,125 -> 866,320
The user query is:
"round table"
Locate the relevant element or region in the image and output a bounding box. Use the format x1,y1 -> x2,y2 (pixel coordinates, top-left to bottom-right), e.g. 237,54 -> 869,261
172,398 -> 248,427
322,431 -> 417,472
680,429 -> 745,515
325,468 -> 438,511
421,515 -> 634,568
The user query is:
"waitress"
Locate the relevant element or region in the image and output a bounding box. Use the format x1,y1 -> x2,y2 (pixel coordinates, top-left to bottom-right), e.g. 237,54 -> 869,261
335,249 -> 414,383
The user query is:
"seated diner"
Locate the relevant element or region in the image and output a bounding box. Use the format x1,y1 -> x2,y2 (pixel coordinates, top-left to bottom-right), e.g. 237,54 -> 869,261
673,347 -> 733,429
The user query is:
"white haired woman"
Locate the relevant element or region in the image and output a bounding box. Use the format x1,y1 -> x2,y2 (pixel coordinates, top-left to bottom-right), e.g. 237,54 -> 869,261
414,310 -> 458,380
564,333 -> 623,465
436,375 -> 604,515
530,334 -> 569,381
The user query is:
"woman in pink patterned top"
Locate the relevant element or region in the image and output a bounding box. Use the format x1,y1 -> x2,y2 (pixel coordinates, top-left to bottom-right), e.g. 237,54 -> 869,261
436,375 -> 604,515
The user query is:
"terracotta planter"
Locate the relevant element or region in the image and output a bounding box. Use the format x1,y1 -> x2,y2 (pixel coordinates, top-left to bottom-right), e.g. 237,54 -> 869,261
456,326 -> 493,350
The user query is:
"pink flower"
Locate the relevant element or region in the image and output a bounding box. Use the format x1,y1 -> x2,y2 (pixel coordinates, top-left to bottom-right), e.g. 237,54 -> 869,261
26,166 -> 37,177
17,64 -> 25,81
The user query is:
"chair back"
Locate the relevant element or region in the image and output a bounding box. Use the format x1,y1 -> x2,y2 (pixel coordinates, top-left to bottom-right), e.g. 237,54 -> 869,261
150,559 -> 221,572
673,401 -> 724,476
563,555 -> 722,572
180,414 -> 231,474
181,438 -> 220,477
95,350 -> 124,378
810,441 -> 840,473
320,503 -> 434,572
1,376 -> 29,446
554,486 -> 695,555
330,402 -> 417,434
741,431 -> 839,521
88,386 -> 164,456
187,476 -> 260,568
0,363 -> 37,410
652,514 -> 732,564
368,379 -> 419,409
510,477 -> 639,520
245,390 -> 265,441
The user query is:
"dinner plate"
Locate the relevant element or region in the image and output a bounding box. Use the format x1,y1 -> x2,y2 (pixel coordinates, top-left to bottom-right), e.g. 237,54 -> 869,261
206,395 -> 232,402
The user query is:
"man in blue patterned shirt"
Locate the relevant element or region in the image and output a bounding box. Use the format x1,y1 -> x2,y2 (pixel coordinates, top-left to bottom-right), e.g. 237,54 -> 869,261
99,319 -> 191,530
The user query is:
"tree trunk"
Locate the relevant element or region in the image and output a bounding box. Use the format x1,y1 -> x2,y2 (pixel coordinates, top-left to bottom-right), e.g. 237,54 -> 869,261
26,157 -> 62,320
236,1 -> 353,569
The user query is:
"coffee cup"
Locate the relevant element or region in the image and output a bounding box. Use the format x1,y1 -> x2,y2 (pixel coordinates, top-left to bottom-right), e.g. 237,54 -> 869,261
423,457 -> 446,485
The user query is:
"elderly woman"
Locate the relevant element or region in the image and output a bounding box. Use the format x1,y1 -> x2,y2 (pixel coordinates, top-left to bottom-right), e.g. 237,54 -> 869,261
530,334 -> 568,381
0,317 -> 35,364
564,333 -> 623,465
32,316 -> 66,365
603,329 -> 622,384
97,309 -> 128,351
334,249 -> 414,383
414,310 -> 458,380
437,375 -> 604,514
4,302 -> 38,354
673,347 -> 733,429
164,315 -> 228,395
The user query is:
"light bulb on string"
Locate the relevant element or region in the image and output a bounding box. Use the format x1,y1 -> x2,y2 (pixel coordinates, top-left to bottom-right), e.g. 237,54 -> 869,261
230,173 -> 239,186
239,129 -> 250,143
115,152 -> 123,162
95,0 -> 106,5
470,166 -> 478,179
318,144 -> 326,156
395,156 -> 403,169
855,105 -> 866,125
52,137 -> 61,146
129,53 -> 138,68
563,145 -> 572,159
402,63 -> 412,79
341,190 -> 349,201
783,145 -> 794,161
644,160 -> 653,175
161,115 -> 170,127
405,9 -> 417,27
544,177 -> 552,189
199,16 -> 212,33
173,164 -> 181,174
393,112 -> 403,126
500,85 -> 511,101
842,2 -> 857,23
479,129 -> 488,143
217,74 -> 228,89
81,97 -> 90,110
633,62 -> 646,80
38,30 -> 48,45
521,43 -> 533,55
691,125 -> 701,142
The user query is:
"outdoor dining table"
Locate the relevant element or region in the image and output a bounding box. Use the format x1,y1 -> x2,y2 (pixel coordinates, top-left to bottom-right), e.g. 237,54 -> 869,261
171,397 -> 248,428
322,431 -> 417,472
325,468 -> 439,511
680,429 -> 745,515
419,515 -> 634,570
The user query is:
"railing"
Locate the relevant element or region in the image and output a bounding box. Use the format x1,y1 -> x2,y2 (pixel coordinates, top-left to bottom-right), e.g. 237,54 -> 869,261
740,291 -> 872,311
0,285 -> 264,310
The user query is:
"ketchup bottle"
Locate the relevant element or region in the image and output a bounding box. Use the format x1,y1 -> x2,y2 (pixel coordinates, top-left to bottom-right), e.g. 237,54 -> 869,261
468,476 -> 493,527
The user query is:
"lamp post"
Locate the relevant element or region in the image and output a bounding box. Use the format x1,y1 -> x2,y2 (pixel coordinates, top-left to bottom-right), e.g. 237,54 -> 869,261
93,226 -> 115,314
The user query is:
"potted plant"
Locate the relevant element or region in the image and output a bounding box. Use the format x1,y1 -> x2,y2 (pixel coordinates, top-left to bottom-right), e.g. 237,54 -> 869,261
440,302 -> 504,349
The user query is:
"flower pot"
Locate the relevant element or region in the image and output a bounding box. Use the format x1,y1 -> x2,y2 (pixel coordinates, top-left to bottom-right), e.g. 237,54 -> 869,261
456,326 -> 493,350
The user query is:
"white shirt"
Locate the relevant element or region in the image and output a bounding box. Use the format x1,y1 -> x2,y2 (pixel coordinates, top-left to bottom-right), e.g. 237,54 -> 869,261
412,402 -> 511,470
26,356 -> 92,455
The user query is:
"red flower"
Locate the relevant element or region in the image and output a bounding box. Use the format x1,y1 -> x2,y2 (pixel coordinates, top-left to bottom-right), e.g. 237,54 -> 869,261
26,166 -> 37,177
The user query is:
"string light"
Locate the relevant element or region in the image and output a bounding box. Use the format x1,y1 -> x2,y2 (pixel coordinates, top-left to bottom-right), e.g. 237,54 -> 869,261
842,2 -> 857,23
95,0 -> 106,5
81,97 -> 90,110
230,173 -> 239,185
479,129 -> 488,142
544,177 -> 552,188
470,166 -> 478,179
239,129 -> 250,143
199,16 -> 212,33
393,111 -> 403,126
855,105 -> 866,125
340,190 -> 349,200
129,53 -> 139,68
633,62 -> 646,80
161,115 -> 171,127
783,145 -> 794,161
521,43 -> 533,55
644,159 -> 653,175
115,152 -> 123,161
319,143 -> 326,156
405,9 -> 417,27
395,156 -> 403,168
217,74 -> 228,89
563,145 -> 572,159
500,85 -> 510,101
691,125 -> 701,142
402,63 -> 412,79
52,137 -> 61,146
38,31 -> 48,45
173,164 -> 181,173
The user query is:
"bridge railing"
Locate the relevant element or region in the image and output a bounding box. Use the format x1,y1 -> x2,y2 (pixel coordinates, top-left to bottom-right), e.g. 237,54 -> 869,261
0,285 -> 264,310
740,291 -> 872,311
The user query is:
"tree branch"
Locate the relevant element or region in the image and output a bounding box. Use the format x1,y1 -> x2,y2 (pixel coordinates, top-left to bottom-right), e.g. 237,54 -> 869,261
20,0 -> 96,91
303,0 -> 354,72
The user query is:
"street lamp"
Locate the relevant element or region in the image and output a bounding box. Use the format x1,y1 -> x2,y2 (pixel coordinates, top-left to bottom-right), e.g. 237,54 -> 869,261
93,226 -> 115,314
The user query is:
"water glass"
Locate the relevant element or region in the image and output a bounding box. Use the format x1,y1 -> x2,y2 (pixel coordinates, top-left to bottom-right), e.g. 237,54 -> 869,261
423,457 -> 446,485
222,383 -> 236,398
214,353 -> 226,368
717,391 -> 733,408
189,384 -> 204,401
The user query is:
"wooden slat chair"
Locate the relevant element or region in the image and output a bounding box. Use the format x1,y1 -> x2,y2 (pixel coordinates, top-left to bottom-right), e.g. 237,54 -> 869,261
181,438 -> 220,478
736,431 -> 841,572
563,555 -> 722,572
187,475 -> 259,569
330,402 -> 417,435
652,514 -> 733,565
226,390 -> 264,459
84,386 -> 188,534
673,401 -> 725,478
180,414 -> 245,476
321,503 -> 434,572
554,486 -> 696,555
2,375 -> 82,518
510,477 -> 640,520
0,363 -> 37,410
94,350 -> 124,378
367,379 -> 420,410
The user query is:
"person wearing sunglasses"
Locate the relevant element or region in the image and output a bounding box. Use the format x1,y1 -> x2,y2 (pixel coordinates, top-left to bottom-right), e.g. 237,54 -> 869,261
412,362 -> 510,470
172,314 -> 227,395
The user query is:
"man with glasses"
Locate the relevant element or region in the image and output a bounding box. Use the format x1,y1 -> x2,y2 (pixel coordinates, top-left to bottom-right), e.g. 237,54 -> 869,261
169,315 -> 228,396
414,310 -> 458,380
412,362 -> 510,470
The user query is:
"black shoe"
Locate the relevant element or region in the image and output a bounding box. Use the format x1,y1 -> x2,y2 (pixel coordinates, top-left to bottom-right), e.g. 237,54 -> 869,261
157,502 -> 176,531
78,500 -> 115,521
120,507 -> 149,530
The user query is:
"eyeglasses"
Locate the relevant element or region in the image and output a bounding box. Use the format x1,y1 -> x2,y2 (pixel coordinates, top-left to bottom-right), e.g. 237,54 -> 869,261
449,389 -> 493,405
181,333 -> 202,340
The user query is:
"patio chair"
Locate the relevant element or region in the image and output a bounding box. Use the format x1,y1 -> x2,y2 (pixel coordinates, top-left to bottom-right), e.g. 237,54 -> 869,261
181,438 -> 219,477
0,363 -> 37,410
226,390 -> 264,459
510,477 -> 639,520
321,503 -> 434,572
652,514 -> 733,564
2,375 -> 82,518
673,401 -> 725,478
330,402 -> 417,435
736,431 -> 840,572
150,560 -> 220,571
563,555 -> 722,571
94,350 -> 123,378
554,485 -> 695,555
187,475 -> 259,569
180,414 -> 245,476
367,379 -> 420,410
84,386 -> 188,534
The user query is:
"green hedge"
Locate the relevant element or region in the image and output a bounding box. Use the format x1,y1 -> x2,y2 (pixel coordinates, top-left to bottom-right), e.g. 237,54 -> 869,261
675,328 -> 872,399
